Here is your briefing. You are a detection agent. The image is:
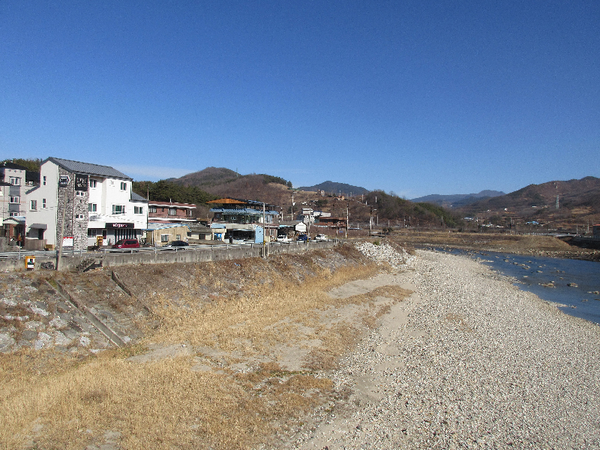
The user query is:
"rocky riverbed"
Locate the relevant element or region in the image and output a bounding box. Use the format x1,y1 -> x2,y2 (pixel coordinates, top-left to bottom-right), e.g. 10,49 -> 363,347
281,250 -> 600,449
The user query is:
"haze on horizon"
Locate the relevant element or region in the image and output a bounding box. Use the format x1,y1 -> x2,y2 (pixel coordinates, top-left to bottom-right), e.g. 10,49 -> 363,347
1,1 -> 598,198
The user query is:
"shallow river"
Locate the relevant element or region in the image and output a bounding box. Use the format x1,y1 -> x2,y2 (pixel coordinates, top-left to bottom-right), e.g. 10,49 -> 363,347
438,249 -> 600,325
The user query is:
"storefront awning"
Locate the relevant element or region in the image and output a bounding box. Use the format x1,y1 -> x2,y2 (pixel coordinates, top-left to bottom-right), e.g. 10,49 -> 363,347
30,223 -> 47,230
2,217 -> 25,225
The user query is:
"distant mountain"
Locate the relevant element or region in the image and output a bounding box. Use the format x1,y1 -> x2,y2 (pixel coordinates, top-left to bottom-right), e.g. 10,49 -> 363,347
458,177 -> 600,228
461,177 -> 600,212
166,167 -> 296,210
298,181 -> 368,197
412,190 -> 505,208
167,167 -> 240,187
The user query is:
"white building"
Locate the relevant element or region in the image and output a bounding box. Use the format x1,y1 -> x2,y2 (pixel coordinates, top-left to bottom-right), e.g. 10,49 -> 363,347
0,162 -> 32,243
26,157 -> 148,251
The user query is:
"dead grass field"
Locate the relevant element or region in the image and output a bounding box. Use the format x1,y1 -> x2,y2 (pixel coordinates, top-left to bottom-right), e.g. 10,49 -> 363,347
0,245 -> 411,449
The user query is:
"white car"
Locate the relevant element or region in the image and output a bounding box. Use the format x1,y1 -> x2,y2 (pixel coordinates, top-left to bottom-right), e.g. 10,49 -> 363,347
315,234 -> 328,242
277,235 -> 291,243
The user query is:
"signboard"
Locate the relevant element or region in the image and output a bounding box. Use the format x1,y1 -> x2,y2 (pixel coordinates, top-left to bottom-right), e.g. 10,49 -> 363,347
106,223 -> 134,229
62,236 -> 74,247
75,174 -> 88,191
59,175 -> 70,187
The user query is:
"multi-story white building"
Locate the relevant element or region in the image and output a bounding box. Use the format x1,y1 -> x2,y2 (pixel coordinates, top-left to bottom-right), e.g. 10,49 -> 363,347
26,157 -> 148,251
0,161 -> 30,219
0,161 -> 31,242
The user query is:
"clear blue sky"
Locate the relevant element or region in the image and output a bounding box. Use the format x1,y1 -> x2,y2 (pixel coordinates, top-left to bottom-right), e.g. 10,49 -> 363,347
1,1 -> 598,198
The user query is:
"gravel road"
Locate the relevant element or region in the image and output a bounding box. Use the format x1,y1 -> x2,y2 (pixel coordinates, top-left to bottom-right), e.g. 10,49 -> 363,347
285,250 -> 600,449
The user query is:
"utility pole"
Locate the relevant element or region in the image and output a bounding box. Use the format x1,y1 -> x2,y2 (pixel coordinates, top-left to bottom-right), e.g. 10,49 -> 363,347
262,201 -> 268,257
345,203 -> 349,239
291,192 -> 294,221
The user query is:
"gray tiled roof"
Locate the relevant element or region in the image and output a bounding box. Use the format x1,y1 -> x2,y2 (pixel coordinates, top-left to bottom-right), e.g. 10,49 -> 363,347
47,157 -> 132,180
131,192 -> 148,202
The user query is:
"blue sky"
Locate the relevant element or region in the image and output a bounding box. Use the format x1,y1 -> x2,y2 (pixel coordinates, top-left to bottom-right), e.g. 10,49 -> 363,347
1,1 -> 598,198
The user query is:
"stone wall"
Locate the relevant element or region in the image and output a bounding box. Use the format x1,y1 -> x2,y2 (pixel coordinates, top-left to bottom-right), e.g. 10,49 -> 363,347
56,168 -> 89,253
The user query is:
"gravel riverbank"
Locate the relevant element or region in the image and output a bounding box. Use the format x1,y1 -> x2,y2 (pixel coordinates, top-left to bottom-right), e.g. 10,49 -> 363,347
284,250 -> 600,449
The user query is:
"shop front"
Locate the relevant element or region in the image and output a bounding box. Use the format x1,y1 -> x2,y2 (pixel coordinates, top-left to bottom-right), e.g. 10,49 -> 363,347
87,222 -> 140,247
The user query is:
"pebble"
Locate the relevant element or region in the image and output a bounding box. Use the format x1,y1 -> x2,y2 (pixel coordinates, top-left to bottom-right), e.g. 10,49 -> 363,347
283,249 -> 600,449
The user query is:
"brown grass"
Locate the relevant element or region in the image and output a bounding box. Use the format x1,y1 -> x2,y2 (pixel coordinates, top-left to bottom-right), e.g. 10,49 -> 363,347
0,247 -> 410,449
392,230 -> 574,252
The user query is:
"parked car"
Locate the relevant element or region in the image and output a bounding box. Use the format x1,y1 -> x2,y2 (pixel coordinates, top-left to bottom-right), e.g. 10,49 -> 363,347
162,240 -> 190,250
111,239 -> 140,250
315,234 -> 328,242
297,234 -> 308,241
277,235 -> 291,243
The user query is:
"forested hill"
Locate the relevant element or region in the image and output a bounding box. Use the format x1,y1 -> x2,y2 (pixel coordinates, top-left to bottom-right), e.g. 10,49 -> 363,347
298,181 -> 368,197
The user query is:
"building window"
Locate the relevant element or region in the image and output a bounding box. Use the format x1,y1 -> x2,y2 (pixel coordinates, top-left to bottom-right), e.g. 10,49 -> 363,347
75,214 -> 85,220
134,206 -> 144,214
161,234 -> 169,242
76,191 -> 86,197
30,200 -> 37,211
120,182 -> 127,191
9,196 -> 20,204
112,205 -> 125,215
43,176 -> 47,186
149,206 -> 157,213
88,203 -> 97,212
9,211 -> 18,217
9,177 -> 21,186
176,234 -> 181,240
42,198 -> 47,209
168,208 -> 177,216
90,179 -> 97,188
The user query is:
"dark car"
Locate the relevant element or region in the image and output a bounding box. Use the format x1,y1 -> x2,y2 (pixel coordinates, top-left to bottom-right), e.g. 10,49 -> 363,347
111,239 -> 140,249
297,234 -> 308,241
163,240 -> 190,250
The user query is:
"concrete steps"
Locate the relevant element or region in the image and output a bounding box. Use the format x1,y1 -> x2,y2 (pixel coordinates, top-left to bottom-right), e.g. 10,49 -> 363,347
53,271 -> 150,347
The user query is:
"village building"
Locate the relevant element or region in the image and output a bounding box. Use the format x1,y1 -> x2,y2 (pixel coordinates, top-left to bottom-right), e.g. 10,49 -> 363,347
145,222 -> 191,246
207,197 -> 279,242
26,157 -> 148,251
148,200 -> 196,223
186,222 -> 213,242
315,215 -> 347,236
0,162 -> 32,243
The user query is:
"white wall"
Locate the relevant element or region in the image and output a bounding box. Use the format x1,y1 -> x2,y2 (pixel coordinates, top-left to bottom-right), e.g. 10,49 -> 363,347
26,162 -> 59,246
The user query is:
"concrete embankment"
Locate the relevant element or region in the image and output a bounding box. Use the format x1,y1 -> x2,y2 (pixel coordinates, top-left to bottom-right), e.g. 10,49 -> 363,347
0,240 -> 337,272
0,240 -> 346,355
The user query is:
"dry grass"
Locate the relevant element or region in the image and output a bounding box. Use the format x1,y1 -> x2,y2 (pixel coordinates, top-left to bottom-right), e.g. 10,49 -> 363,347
392,230 -> 574,252
0,248 -> 410,449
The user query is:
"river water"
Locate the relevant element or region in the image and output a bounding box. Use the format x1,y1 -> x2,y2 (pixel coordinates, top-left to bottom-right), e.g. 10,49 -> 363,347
436,249 -> 600,325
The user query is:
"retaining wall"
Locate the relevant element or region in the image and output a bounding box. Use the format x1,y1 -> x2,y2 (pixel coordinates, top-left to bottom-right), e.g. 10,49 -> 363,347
0,241 -> 339,273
